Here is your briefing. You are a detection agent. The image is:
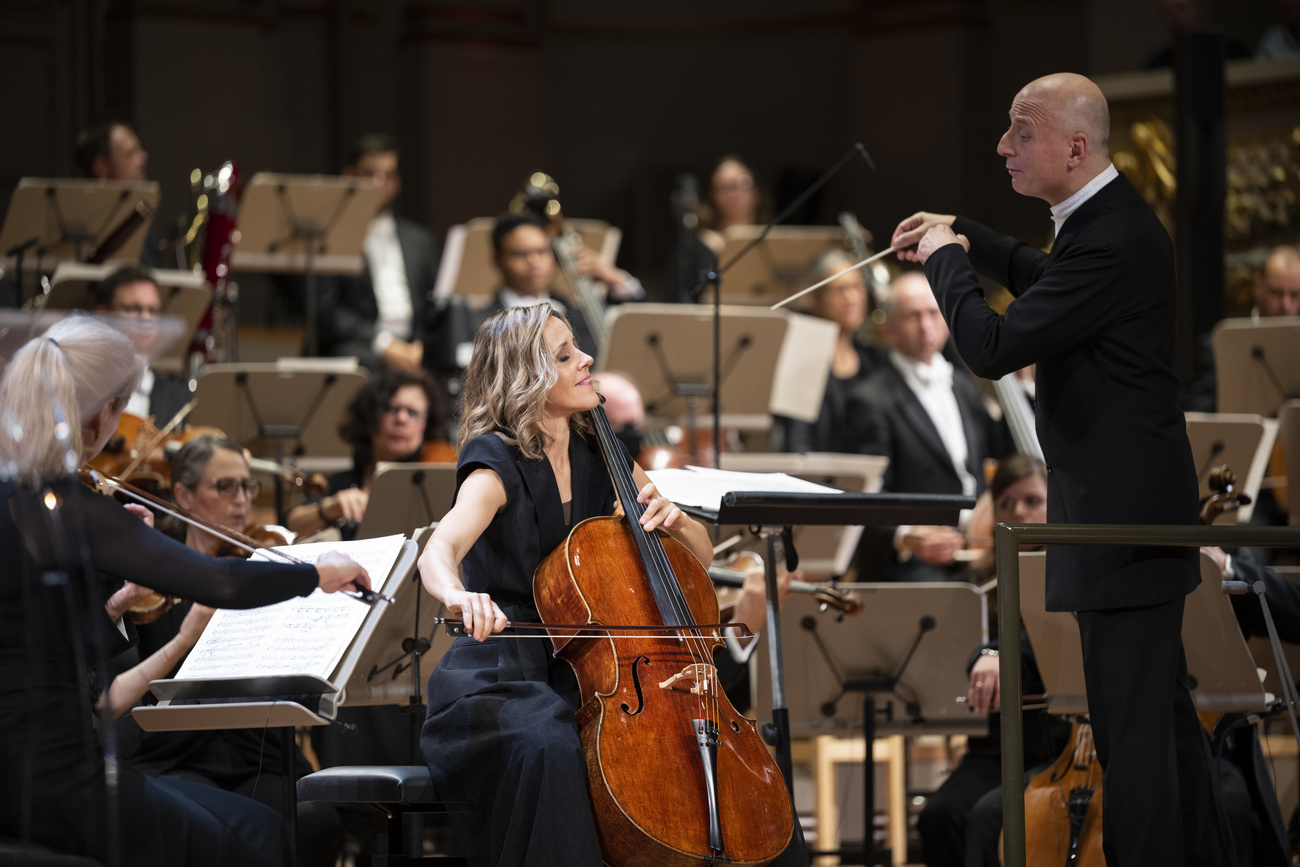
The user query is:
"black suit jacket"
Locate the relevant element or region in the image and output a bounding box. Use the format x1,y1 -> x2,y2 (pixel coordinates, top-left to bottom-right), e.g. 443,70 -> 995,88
925,172 -> 1199,611
318,214 -> 440,370
856,359 -> 1006,581
148,372 -> 192,428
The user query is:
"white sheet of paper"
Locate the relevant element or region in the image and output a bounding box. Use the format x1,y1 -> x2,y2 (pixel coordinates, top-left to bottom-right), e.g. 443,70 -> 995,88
646,466 -> 843,512
175,534 -> 406,680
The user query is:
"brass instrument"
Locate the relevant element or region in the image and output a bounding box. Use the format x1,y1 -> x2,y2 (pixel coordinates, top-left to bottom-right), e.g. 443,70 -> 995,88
510,172 -> 610,348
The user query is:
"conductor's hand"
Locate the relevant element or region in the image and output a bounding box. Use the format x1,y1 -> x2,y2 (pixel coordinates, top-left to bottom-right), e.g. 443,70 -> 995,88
315,551 -> 372,595
967,653 -> 1000,714
904,525 -> 965,565
447,590 -> 508,642
891,211 -> 956,262
916,225 -> 970,265
636,483 -> 684,533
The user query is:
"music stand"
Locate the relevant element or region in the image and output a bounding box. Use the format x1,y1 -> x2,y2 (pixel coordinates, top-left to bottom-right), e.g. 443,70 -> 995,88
698,489 -> 973,866
133,538 -> 421,864
1212,316 -> 1300,416
717,452 -> 888,579
189,361 -> 367,520
0,178 -> 161,298
1184,412 -> 1279,525
356,463 -> 457,540
433,216 -> 621,308
1018,551 -> 1268,716
596,304 -> 789,447
228,173 -> 383,356
753,584 -> 988,863
706,226 -> 845,307
41,262 -> 211,375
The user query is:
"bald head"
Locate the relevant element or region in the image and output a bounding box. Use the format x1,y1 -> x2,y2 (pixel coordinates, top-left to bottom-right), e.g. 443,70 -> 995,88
1255,245 -> 1300,317
998,73 -> 1112,205
594,372 -> 645,431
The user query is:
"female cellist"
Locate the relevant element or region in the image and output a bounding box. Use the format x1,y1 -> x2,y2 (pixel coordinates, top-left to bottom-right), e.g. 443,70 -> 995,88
0,316 -> 372,866
416,305 -> 714,866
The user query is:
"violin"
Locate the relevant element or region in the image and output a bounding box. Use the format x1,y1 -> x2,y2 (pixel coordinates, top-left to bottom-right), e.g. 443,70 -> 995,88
531,400 -> 794,864
708,550 -> 862,618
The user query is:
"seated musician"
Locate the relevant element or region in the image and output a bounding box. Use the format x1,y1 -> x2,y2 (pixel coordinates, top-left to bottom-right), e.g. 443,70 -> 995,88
116,434 -> 343,867
285,367 -> 451,540
466,211 -> 643,356
925,457 -> 1298,867
0,316 -> 370,866
417,304 -> 719,865
318,133 -> 440,373
917,456 -> 1071,867
776,249 -> 886,454
855,271 -> 1009,581
93,264 -> 192,426
1184,243 -> 1300,412
696,155 -> 771,258
75,120 -> 163,267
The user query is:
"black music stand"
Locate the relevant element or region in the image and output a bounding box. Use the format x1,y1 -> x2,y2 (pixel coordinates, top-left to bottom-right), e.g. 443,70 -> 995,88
0,178 -> 161,300
228,173 -> 383,356
698,489 -> 973,866
189,361 -> 367,521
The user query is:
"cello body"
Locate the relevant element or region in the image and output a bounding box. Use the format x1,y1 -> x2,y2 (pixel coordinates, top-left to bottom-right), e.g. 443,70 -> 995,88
533,513 -> 793,865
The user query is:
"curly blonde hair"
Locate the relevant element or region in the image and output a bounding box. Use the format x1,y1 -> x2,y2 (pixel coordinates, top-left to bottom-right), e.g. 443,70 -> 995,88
458,305 -> 590,460
0,316 -> 143,485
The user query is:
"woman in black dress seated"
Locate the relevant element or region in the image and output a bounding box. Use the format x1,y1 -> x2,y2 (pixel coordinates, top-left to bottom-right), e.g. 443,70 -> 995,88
0,316 -> 371,866
416,305 -> 714,866
779,249 -> 886,453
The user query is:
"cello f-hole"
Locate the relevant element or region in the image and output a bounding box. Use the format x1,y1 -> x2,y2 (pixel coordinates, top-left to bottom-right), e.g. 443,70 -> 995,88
622,655 -> 651,716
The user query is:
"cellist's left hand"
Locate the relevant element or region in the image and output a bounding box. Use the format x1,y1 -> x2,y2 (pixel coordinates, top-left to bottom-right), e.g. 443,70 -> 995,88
635,482 -> 684,533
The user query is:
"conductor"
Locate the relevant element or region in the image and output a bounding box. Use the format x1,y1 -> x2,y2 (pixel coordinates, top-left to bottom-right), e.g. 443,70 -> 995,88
892,73 -> 1231,867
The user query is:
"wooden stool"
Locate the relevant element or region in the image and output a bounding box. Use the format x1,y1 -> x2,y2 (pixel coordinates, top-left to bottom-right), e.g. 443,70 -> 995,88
792,735 -> 908,866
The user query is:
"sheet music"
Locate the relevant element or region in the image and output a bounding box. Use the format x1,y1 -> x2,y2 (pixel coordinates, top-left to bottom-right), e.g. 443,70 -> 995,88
647,466 -> 843,512
176,534 -> 406,680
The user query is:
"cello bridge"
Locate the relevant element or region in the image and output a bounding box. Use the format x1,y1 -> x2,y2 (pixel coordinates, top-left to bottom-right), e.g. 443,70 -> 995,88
658,663 -> 717,695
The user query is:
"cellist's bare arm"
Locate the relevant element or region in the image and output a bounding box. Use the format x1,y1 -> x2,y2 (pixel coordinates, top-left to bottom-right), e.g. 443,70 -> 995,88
631,464 -> 713,569
417,468 -> 509,641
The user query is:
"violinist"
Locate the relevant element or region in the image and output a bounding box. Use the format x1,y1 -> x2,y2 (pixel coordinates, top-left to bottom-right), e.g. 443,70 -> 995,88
776,249 -> 886,454
0,316 -> 371,866
285,367 -> 451,540
113,434 -> 343,867
93,264 -> 192,426
417,305 -> 713,867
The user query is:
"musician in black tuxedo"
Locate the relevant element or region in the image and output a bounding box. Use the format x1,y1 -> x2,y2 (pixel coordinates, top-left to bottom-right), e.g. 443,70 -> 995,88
318,133 -> 439,372
892,73 -> 1232,866
855,271 -> 1008,582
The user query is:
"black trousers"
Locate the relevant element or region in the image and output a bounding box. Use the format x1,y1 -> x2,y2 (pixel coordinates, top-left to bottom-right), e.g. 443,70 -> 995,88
1077,598 -> 1234,867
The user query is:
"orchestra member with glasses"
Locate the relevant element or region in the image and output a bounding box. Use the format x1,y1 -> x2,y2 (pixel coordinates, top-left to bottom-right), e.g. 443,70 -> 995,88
286,367 -> 451,540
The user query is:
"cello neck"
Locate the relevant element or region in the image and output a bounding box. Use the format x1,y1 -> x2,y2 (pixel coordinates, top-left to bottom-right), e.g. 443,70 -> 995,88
590,401 -> 696,627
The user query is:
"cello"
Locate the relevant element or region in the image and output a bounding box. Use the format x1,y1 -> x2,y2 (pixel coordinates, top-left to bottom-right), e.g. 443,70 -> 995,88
532,397 -> 794,865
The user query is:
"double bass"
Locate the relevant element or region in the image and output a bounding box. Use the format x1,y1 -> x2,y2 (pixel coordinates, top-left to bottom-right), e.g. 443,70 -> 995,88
532,399 -> 794,865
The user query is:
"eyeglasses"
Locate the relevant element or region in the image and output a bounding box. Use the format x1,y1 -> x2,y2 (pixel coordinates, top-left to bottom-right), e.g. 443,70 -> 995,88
384,405 -> 427,422
201,477 -> 261,500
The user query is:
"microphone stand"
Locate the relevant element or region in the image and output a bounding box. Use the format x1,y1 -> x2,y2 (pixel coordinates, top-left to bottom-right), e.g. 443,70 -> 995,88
692,144 -> 876,468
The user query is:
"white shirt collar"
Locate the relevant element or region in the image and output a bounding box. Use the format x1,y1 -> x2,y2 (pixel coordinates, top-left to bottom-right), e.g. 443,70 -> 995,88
1050,162 -> 1118,237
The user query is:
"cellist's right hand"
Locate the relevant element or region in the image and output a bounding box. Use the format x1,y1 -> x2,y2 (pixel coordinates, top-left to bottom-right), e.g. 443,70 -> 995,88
447,590 -> 508,642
